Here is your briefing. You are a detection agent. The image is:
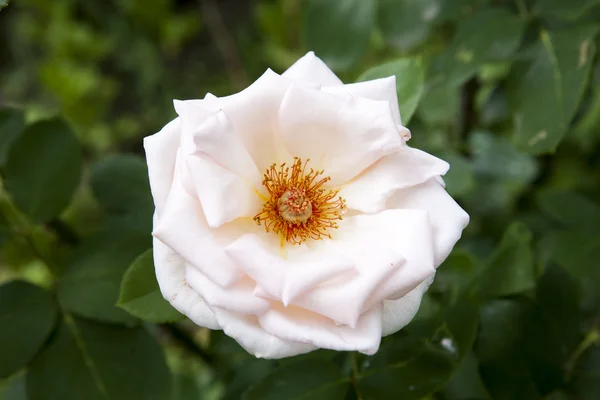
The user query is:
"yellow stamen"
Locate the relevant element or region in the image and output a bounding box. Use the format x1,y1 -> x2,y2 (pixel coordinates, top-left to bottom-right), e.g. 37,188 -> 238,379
254,158 -> 346,245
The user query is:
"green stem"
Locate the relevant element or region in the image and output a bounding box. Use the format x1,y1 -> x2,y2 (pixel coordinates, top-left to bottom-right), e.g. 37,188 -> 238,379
565,329 -> 600,381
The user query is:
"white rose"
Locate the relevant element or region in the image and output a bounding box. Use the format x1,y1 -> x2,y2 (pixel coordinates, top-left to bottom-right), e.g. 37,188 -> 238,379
144,52 -> 469,359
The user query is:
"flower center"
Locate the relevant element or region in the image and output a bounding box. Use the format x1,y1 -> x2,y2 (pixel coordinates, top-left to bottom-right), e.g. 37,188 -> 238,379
254,158 -> 346,245
277,188 -> 313,223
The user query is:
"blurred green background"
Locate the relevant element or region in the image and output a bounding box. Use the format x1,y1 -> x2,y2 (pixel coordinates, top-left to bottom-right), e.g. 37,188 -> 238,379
1,0 -> 600,399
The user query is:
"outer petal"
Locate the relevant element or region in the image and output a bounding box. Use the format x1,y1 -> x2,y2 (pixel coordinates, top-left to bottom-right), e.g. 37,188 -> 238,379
214,310 -> 316,359
177,69 -> 293,171
339,147 -> 450,214
153,172 -> 243,287
152,234 -> 219,329
282,51 -> 343,86
225,234 -> 355,305
388,179 -> 470,268
322,76 -> 402,125
186,268 -> 271,315
186,154 -> 262,227
144,118 -> 181,215
287,209 -> 434,328
382,275 -> 434,336
259,304 -> 383,355
278,85 -> 403,185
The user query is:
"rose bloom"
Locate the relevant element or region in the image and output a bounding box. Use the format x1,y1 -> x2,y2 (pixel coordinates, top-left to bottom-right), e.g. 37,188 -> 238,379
144,52 -> 469,358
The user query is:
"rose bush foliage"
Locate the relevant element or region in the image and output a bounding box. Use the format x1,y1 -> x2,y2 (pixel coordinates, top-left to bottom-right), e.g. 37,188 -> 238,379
1,0 -> 600,399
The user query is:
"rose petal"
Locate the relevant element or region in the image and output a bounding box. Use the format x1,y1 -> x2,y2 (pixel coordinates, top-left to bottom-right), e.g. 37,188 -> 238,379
143,118 -> 181,215
186,268 -> 271,315
213,309 -> 317,359
322,76 -> 403,125
153,173 -> 243,287
387,179 -> 469,268
186,154 -> 263,227
278,85 -> 403,185
282,51 -> 343,87
382,275 -> 434,336
225,234 -> 355,305
288,209 -> 434,327
152,234 -> 219,329
339,147 -> 450,214
259,304 -> 383,355
176,69 -> 293,171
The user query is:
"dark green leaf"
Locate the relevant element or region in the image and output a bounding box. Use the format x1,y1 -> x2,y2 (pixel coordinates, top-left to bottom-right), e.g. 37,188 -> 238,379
357,57 -> 424,124
378,0 -> 440,51
443,352 -> 491,400
533,0 -> 600,20
572,345 -> 600,400
118,250 -> 184,323
244,359 -> 348,400
476,222 -> 536,298
0,281 -> 58,378
538,189 -> 600,231
26,315 -> 171,400
57,223 -> 151,325
2,118 -> 82,222
223,359 -> 275,400
303,0 -> 375,70
508,26 -> 599,154
0,107 -> 25,167
430,8 -> 526,86
90,155 -> 153,219
476,299 -> 542,399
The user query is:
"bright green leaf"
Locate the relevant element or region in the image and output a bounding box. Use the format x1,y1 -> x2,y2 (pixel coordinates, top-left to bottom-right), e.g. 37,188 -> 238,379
118,250 -> 184,323
244,359 -> 348,400
26,315 -> 171,400
0,281 -> 58,378
0,107 -> 24,167
533,0 -> 600,20
2,118 -> 82,223
57,222 -> 151,325
303,0 -> 375,70
508,26 -> 599,154
357,57 -> 424,124
476,222 -> 536,298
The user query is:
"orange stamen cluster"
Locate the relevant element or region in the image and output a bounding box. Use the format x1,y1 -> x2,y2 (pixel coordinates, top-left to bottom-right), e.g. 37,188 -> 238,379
254,158 -> 346,245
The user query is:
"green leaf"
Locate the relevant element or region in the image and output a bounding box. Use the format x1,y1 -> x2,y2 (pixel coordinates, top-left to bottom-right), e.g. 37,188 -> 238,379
438,152 -> 475,198
357,57 -> 424,124
538,189 -> 600,231
430,8 -> 526,86
2,118 -> 82,223
223,359 -> 275,400
533,0 -> 600,20
57,223 -> 151,325
572,345 -> 600,400
26,315 -> 171,400
90,155 -> 153,218
378,0 -> 440,51
476,299 -> 542,399
303,0 -> 375,70
243,359 -> 348,400
416,82 -> 460,126
0,281 -> 58,378
0,107 -> 25,167
508,26 -> 599,154
118,250 -> 184,323
0,0 -> 8,11
443,352 -> 491,400
358,296 -> 478,399
476,222 -> 536,298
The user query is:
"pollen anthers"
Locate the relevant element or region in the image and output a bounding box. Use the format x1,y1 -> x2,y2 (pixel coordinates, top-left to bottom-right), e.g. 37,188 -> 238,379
254,158 -> 345,245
